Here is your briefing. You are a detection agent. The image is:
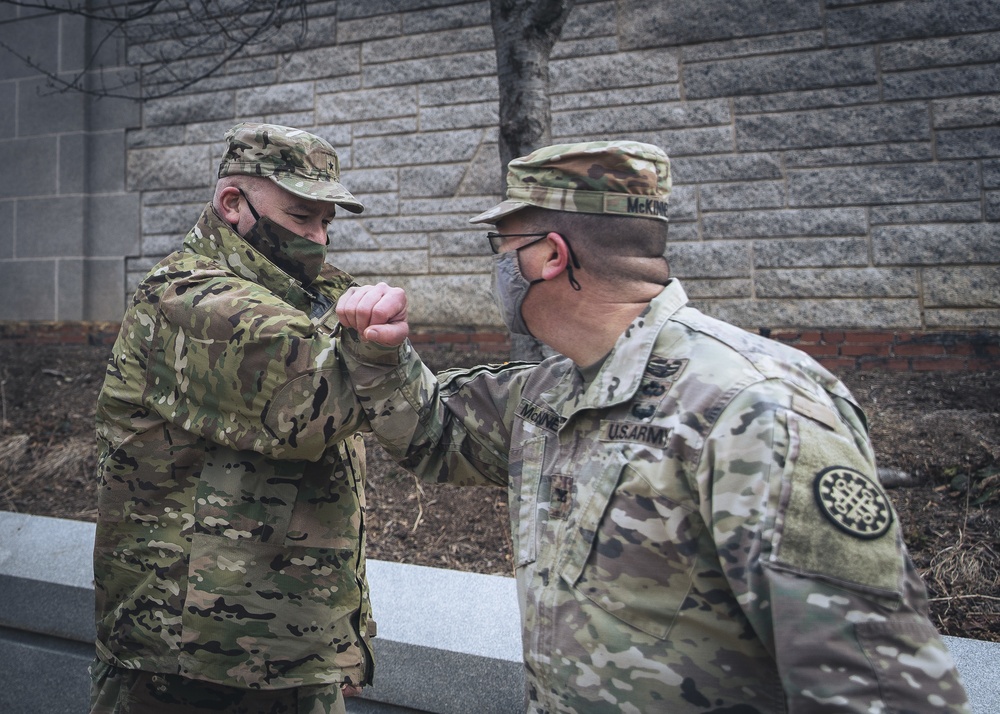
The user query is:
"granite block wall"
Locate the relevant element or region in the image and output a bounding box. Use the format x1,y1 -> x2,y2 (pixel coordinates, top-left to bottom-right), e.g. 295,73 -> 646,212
1,0 -> 998,334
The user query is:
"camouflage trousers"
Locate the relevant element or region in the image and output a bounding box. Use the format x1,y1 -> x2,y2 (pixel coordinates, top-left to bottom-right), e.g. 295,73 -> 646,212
89,660 -> 348,714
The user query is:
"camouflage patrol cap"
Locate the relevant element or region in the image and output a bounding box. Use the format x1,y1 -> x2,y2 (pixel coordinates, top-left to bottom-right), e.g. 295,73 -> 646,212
470,140 -> 671,224
219,122 -> 364,213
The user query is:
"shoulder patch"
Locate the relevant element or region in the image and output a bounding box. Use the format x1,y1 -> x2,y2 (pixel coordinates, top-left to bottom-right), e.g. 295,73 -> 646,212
813,466 -> 893,540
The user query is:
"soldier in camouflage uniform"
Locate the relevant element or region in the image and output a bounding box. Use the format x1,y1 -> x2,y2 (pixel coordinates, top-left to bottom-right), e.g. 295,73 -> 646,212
91,123 -> 376,714
335,141 -> 972,712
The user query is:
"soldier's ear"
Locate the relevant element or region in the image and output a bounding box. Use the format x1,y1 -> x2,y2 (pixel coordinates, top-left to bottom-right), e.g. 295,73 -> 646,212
218,186 -> 242,225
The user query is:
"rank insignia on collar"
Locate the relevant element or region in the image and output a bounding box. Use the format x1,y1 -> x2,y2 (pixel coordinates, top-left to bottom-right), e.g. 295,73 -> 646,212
813,466 -> 893,540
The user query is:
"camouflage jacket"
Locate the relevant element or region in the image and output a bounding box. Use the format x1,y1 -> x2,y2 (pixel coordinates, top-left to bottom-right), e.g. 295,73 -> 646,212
94,204 -> 375,690
343,280 -> 970,713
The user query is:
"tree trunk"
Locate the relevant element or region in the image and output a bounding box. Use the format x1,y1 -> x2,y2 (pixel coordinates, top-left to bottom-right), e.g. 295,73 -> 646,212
490,0 -> 575,361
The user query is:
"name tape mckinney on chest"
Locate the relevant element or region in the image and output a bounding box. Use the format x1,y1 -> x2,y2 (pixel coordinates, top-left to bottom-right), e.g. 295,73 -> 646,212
516,399 -> 567,432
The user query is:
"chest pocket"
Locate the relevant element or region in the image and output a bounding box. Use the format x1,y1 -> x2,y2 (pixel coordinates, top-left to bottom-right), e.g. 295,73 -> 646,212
509,436 -> 545,568
558,447 -> 705,640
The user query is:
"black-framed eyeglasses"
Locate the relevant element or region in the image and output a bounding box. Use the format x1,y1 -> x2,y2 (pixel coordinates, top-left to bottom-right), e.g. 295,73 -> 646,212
486,232 -> 550,254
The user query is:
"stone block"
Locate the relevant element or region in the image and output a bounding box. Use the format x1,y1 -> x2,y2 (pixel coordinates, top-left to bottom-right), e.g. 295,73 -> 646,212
0,260 -> 56,319
144,92 -> 235,127
355,118 -> 421,138
0,631 -> 92,714
665,241 -> 751,278
142,233 -> 184,257
753,238 -> 869,268
551,84 -> 680,112
683,30 -> 825,63
328,249 -> 428,276
666,222 -> 700,242
932,95 -> 1000,128
417,77 -> 499,107
456,144 -> 502,197
142,202 -> 201,236
642,126 -> 733,157
783,142 -> 933,168
870,202 -> 983,225
16,196 -> 83,258
280,45 -> 360,82
353,130 -> 481,168
667,185 -> 697,221
127,125 -> 187,149
553,99 -> 729,136
353,192 -> 399,218
0,201 -> 12,259
419,102 -> 498,132
549,49 -> 679,93
736,103 -> 928,151
937,127 -> 1000,159
235,81 -> 315,115
700,181 -> 785,211
343,168 -> 399,195
755,267 -> 918,298
142,188 -> 212,206
883,64 -> 1000,101
923,266 -> 1000,307
670,154 -> 782,183
362,26 -> 492,64
988,191 -> 1000,221
88,194 -> 141,257
0,137 -> 56,198
924,308 -> 1000,328
881,30 -> 1000,70
127,144 -> 212,191
618,0 -> 820,49
554,34 -> 620,60
82,257 -> 127,321
405,2 -> 491,33
0,14 -> 59,81
561,1 -> 615,40
364,53 -> 496,88
681,277 -> 752,299
873,224 -> 1000,265
700,297 -> 922,330
826,0 -> 1000,45
376,233 -> 428,251
0,82 -> 13,135
733,86 -> 880,114
318,87 -> 417,123
338,13 -> 403,43
400,164 -> 466,198
788,162 -> 979,206
59,131 -> 127,195
702,208 -> 867,239
686,47 -> 875,100
429,231 -> 487,257
402,196 -> 491,218
430,255 -> 492,274
362,214 -> 469,234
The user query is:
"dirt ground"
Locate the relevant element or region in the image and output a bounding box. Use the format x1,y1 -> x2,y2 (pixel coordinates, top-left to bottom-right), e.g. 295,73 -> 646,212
1,341 -> 997,642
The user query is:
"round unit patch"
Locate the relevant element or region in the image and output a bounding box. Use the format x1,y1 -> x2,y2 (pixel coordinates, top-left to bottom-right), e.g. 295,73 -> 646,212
813,466 -> 893,540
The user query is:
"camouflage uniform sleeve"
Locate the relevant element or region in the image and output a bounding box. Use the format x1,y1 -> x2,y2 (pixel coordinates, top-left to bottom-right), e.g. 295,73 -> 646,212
144,271 -> 366,461
702,379 -> 971,713
340,331 -> 524,487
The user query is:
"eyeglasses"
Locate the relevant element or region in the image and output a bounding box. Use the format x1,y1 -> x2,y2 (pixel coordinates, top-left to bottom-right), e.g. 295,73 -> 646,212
486,232 -> 550,254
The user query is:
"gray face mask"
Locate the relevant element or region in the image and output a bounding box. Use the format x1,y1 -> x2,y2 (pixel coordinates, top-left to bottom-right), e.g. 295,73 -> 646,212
491,249 -> 544,336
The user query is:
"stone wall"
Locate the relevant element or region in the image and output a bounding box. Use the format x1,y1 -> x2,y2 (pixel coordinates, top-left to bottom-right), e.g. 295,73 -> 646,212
1,0 -> 998,334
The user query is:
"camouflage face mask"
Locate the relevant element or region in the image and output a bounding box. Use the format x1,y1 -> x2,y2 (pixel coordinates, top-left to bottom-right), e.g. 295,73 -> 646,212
239,190 -> 326,286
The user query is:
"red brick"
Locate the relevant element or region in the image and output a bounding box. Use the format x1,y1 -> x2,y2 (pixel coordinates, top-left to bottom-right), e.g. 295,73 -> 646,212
798,343 -> 840,357
844,330 -> 895,344
893,343 -> 946,357
818,357 -> 857,370
912,358 -> 967,371
474,332 -> 509,343
968,358 -> 1000,370
821,331 -> 846,343
841,344 -> 890,357
944,342 -> 975,355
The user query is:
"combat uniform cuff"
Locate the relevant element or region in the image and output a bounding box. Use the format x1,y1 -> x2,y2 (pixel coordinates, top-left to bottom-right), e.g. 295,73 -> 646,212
339,326 -> 408,367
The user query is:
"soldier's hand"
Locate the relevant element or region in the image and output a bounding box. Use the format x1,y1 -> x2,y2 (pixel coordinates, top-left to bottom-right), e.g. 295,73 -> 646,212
336,283 -> 409,346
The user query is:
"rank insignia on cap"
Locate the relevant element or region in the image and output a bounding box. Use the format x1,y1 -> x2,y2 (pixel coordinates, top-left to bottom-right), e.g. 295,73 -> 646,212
813,466 -> 893,539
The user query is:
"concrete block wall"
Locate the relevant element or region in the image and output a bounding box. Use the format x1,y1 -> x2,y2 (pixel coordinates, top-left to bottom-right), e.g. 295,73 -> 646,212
0,3 -> 141,322
1,0 -> 998,335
